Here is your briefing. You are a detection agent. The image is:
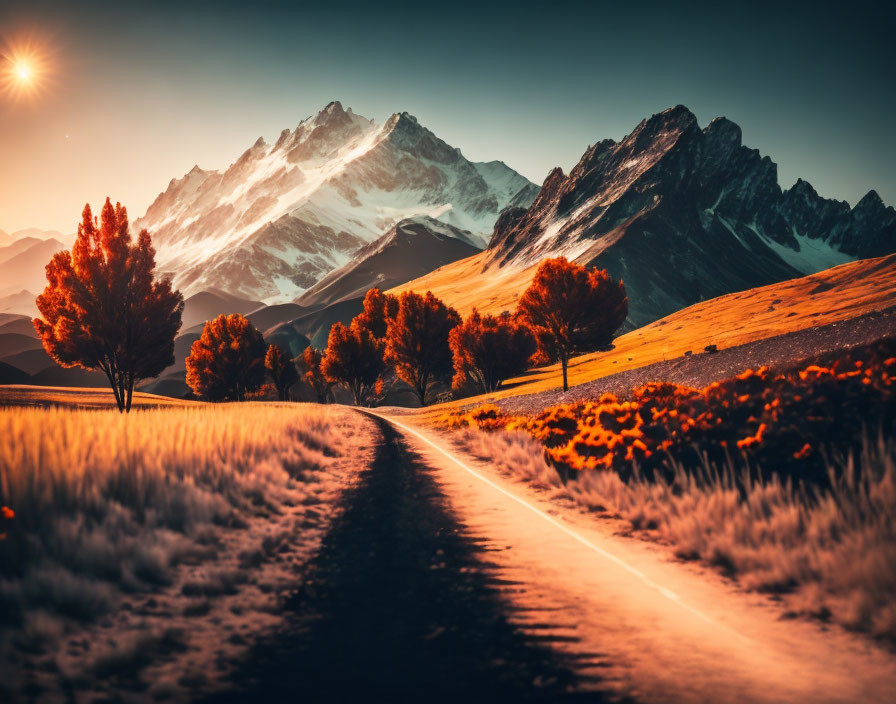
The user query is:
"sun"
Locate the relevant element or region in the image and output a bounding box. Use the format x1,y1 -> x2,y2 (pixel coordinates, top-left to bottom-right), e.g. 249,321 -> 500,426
15,60 -> 32,83
2,38 -> 53,101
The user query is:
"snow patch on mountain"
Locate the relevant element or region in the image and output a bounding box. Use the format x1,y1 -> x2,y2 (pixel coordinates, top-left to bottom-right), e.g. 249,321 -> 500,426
136,102 -> 536,302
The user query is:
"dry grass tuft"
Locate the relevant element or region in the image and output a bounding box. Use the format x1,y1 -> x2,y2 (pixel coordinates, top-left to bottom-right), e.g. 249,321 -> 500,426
0,403 -> 373,699
451,428 -> 896,640
442,339 -> 896,641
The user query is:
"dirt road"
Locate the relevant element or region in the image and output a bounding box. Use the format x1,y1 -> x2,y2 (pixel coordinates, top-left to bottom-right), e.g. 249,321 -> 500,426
215,411 -> 896,703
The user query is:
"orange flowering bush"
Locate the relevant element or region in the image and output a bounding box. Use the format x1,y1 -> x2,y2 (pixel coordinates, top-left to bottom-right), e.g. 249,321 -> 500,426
440,338 -> 896,485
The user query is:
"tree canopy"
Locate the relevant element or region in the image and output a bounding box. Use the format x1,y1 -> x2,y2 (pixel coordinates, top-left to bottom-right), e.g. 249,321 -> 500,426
34,198 -> 183,412
449,310 -> 536,393
517,257 -> 627,391
385,291 -> 461,406
186,314 -> 267,401
297,346 -> 333,404
321,321 -> 385,406
353,288 -> 399,340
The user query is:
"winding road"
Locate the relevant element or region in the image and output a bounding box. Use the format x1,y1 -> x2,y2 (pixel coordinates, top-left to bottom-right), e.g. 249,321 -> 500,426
215,410 -> 896,703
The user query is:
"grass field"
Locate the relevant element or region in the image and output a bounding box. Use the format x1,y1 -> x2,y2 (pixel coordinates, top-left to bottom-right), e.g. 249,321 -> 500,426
397,253 -> 896,420
0,402 -> 374,700
0,384 -> 197,409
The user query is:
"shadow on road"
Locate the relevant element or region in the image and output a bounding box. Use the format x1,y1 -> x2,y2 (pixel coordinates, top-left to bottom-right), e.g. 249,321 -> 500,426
210,414 -> 610,702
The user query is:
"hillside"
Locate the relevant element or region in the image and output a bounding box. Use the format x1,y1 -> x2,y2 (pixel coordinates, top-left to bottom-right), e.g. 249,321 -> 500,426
413,253 -> 896,416
0,238 -> 67,298
297,216 -> 482,309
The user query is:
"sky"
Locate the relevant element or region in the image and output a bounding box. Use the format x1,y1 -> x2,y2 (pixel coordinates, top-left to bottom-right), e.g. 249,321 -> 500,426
0,0 -> 893,234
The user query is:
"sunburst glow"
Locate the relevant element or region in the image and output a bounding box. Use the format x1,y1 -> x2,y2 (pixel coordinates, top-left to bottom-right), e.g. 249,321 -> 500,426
2,38 -> 52,100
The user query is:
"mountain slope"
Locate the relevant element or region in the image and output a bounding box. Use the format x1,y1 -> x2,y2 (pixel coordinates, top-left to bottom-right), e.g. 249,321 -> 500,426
0,239 -> 67,297
180,289 -> 264,331
397,106 -> 895,328
412,253 -> 896,416
135,102 -> 536,302
0,291 -> 39,318
297,216 -> 482,309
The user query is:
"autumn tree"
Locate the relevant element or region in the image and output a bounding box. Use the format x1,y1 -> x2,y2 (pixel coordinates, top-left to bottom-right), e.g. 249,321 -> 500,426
34,199 -> 183,412
517,257 -> 627,392
385,291 -> 461,406
449,310 -> 537,394
353,288 -> 399,340
265,343 -> 299,401
296,346 -> 333,404
186,314 -> 267,401
321,322 -> 385,405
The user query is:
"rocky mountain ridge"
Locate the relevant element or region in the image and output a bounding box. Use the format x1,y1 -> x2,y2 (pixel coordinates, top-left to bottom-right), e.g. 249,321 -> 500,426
485,105 -> 895,326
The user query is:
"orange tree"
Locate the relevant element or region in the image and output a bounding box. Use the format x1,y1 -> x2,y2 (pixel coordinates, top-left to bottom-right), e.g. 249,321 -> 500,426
186,314 -> 267,401
297,346 -> 334,403
385,291 -> 461,406
517,257 -> 627,392
34,199 -> 183,412
265,343 -> 299,401
353,288 -> 399,339
449,310 -> 536,393
321,321 -> 385,405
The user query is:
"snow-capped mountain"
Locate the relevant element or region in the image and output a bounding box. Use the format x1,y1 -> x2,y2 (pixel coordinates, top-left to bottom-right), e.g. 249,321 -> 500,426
486,105 -> 896,326
136,102 -> 537,302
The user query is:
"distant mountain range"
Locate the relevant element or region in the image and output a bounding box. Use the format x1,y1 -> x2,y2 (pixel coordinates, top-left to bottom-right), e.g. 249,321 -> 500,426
3,103 -> 895,397
134,101 -> 536,302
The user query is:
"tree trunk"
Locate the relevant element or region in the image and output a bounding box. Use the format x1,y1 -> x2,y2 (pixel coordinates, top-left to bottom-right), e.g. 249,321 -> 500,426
416,372 -> 428,407
103,366 -> 125,413
561,354 -> 569,392
126,375 -> 135,412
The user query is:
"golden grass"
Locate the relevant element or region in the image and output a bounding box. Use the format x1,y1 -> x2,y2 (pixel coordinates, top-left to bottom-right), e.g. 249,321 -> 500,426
401,254 -> 896,422
0,403 -> 373,698
0,384 -> 198,409
389,250 -> 535,318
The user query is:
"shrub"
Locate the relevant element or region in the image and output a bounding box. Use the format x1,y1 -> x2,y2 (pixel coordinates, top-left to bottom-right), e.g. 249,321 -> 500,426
440,338 -> 896,487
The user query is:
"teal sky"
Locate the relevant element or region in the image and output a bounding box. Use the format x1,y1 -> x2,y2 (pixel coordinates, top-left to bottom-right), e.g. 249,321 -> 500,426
1,0 -> 893,234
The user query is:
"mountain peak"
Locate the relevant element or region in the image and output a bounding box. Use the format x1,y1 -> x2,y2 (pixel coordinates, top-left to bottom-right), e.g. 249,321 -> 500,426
320,100 -> 346,118
703,116 -> 742,147
654,104 -> 699,127
856,189 -> 884,210
789,178 -> 819,199
385,111 -> 421,133
136,102 -> 535,301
